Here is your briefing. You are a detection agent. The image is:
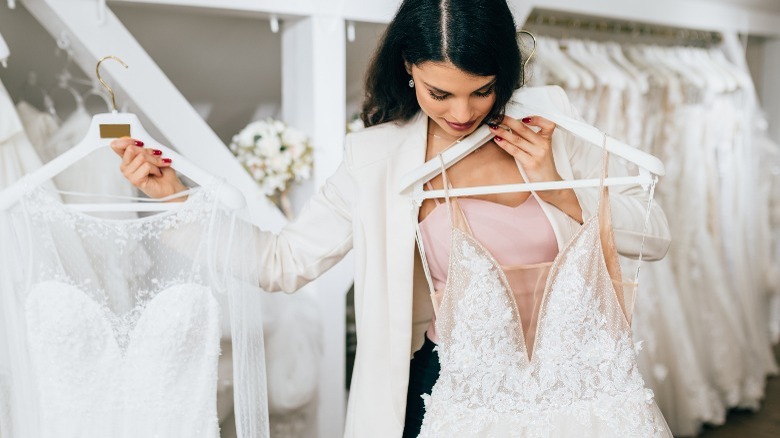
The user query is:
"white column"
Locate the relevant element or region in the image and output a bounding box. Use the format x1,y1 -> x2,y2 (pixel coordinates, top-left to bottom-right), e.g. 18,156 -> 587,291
282,15 -> 350,438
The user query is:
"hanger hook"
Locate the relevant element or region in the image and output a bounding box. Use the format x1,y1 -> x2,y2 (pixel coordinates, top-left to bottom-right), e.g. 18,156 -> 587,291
517,30 -> 537,87
95,55 -> 128,112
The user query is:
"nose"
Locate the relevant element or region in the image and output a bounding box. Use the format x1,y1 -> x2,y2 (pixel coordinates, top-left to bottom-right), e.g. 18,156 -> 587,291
449,98 -> 473,124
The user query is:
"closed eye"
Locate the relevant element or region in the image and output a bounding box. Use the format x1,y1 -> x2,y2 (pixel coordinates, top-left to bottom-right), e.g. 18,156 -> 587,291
424,79 -> 496,101
429,91 -> 448,101
474,84 -> 495,97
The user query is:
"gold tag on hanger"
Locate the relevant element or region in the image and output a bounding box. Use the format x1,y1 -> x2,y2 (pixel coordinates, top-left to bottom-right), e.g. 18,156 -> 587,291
100,124 -> 131,138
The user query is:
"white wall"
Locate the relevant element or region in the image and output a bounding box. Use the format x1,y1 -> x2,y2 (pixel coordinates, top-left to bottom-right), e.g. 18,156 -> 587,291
345,20 -> 385,118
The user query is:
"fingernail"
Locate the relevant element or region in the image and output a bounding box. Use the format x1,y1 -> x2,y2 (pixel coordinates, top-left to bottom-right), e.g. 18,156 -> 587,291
494,136 -> 503,142
487,123 -> 498,129
162,158 -> 172,164
152,149 -> 162,156
521,117 -> 532,124
133,140 -> 144,146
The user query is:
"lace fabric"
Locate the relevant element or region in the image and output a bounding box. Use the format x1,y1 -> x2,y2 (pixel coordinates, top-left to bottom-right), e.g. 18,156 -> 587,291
0,182 -> 269,438
416,152 -> 671,437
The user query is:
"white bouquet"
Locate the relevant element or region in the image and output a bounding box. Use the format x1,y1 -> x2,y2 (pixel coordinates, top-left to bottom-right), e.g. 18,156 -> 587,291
229,119 -> 313,217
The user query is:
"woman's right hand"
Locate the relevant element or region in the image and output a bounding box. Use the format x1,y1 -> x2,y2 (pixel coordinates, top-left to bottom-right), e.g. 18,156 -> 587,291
110,137 -> 187,200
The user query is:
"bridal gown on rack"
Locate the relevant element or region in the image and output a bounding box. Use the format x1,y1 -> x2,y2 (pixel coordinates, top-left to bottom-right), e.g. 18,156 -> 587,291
15,101 -> 59,156
0,182 -> 269,438
621,76 -> 725,433
0,80 -> 48,189
416,155 -> 671,437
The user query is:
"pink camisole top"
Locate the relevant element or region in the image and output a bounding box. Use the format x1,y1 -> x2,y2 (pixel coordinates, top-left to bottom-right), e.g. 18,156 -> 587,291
419,182 -> 559,355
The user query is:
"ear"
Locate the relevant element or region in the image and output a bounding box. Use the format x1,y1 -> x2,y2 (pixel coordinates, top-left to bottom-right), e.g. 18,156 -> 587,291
404,60 -> 413,76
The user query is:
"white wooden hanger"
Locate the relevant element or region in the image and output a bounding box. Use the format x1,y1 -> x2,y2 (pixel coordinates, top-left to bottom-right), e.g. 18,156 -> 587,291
551,38 -> 595,90
605,42 -> 649,94
0,56 -> 246,213
535,37 -> 580,89
400,87 -> 665,203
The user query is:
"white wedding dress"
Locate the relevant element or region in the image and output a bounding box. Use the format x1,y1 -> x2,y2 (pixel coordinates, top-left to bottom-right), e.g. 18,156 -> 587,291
0,182 -> 269,438
0,80 -> 48,190
15,101 -> 59,157
416,156 -> 671,437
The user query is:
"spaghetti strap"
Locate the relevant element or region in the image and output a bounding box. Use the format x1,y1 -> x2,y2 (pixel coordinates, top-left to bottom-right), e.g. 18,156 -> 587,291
438,154 -> 453,220
438,154 -> 473,235
596,132 -> 611,219
425,182 -> 441,206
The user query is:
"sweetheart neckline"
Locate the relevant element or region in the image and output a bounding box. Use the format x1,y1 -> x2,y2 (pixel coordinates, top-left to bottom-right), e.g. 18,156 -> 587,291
28,280 -> 216,354
439,213 -> 629,364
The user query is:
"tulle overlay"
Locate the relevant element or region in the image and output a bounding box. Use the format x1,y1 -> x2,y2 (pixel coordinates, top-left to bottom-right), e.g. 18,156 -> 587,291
0,182 -> 269,438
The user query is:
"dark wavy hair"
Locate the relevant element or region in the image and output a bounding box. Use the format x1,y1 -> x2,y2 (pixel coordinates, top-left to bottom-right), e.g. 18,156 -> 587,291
360,0 -> 522,128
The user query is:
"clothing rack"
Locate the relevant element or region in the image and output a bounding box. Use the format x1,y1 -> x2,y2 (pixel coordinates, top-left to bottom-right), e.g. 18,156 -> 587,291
525,9 -> 723,47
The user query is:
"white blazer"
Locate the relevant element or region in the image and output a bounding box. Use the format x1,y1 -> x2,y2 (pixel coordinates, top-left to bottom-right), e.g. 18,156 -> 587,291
251,86 -> 671,437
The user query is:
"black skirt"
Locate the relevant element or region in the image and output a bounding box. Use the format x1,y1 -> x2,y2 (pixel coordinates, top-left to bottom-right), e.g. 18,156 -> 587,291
402,333 -> 440,438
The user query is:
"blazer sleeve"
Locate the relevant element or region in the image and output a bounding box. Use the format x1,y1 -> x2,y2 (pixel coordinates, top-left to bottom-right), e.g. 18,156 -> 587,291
250,145 -> 356,293
553,87 -> 672,261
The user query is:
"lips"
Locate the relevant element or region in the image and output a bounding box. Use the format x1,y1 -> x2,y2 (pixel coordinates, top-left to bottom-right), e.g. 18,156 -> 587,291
446,120 -> 475,131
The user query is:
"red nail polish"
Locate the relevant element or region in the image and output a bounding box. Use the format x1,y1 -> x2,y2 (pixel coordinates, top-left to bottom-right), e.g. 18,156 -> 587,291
162,158 -> 172,164
487,123 -> 498,129
494,136 -> 503,142
133,140 -> 144,146
152,149 -> 162,155
521,117 -> 532,124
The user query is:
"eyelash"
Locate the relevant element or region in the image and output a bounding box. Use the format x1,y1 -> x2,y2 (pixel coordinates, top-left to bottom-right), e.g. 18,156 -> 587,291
428,85 -> 495,101
474,86 -> 495,97
429,91 -> 448,101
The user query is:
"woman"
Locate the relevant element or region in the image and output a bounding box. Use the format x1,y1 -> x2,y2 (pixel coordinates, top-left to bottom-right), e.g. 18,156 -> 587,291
111,0 -> 671,436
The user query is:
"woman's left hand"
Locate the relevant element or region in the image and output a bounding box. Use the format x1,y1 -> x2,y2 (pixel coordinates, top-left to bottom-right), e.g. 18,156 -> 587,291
489,115 -> 584,223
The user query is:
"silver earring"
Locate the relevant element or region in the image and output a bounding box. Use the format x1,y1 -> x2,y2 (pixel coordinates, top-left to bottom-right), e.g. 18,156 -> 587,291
408,78 -> 415,88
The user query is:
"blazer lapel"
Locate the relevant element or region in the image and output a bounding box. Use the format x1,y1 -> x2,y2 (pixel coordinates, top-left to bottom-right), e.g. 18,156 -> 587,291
383,111 -> 428,423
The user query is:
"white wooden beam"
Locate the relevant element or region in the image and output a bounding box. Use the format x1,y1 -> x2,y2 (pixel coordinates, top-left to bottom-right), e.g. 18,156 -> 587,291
282,15 -> 351,438
110,0 -> 317,18
111,0 -> 780,37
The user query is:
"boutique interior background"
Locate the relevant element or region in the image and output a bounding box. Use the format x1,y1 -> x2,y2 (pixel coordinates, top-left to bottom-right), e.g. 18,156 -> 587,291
1,0 -> 780,437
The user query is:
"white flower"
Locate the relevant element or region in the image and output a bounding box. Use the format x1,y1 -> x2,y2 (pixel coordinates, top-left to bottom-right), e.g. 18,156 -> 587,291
292,161 -> 312,180
257,135 -> 283,156
229,118 -> 314,197
282,128 -> 307,148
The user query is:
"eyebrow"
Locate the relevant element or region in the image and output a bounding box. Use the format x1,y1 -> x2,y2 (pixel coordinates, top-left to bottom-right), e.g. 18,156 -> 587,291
423,78 -> 496,95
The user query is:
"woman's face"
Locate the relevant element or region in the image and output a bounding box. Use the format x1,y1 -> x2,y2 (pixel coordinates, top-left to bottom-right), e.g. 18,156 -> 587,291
408,61 -> 497,138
